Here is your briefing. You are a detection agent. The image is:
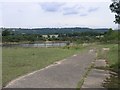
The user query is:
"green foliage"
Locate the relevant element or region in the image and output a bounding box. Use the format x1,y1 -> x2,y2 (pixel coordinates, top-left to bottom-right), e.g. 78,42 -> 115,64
110,0 -> 120,24
2,28 -> 119,44
102,29 -> 118,43
2,34 -> 45,42
1,27 -> 109,35
2,30 -> 11,36
2,31 -> 102,43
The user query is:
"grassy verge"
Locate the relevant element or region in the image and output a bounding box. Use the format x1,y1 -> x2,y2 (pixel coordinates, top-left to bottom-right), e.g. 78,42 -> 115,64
2,45 -> 85,87
96,44 -> 119,88
96,44 -> 118,71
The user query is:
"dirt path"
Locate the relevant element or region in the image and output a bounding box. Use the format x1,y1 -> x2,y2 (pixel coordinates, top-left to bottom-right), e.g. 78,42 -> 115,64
5,50 -> 96,88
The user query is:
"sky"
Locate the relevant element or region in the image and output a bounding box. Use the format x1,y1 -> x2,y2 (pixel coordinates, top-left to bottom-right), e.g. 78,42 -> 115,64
0,0 -> 118,29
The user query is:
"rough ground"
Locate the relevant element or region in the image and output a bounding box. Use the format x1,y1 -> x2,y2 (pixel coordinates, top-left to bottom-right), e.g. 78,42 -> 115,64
82,59 -> 110,88
5,50 -> 96,88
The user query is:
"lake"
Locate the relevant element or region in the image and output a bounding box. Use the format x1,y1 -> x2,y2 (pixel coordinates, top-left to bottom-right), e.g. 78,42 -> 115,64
2,42 -> 68,47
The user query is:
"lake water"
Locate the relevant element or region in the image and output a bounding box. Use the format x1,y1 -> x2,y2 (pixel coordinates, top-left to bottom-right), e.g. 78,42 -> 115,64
20,43 -> 67,47
3,42 -> 67,47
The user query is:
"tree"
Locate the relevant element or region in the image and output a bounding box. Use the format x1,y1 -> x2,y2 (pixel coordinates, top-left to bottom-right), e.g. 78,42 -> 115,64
110,0 -> 120,24
2,30 -> 11,36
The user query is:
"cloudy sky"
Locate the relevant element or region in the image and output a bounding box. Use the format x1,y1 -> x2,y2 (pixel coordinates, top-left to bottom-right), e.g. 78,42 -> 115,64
0,0 -> 118,29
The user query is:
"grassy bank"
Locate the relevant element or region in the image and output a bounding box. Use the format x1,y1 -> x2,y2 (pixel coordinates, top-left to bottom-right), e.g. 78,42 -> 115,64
2,46 -> 85,87
96,44 -> 119,88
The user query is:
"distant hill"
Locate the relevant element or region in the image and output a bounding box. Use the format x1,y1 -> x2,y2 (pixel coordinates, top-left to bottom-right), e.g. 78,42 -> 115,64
2,27 -> 109,35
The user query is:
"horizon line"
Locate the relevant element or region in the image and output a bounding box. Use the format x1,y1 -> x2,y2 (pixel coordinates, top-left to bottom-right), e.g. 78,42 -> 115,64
0,26 -> 112,29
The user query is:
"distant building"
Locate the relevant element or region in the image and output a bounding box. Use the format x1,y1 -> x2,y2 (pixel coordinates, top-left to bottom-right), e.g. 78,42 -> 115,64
96,35 -> 104,38
12,29 -> 16,32
42,35 -> 58,38
22,33 -> 26,35
49,35 -> 59,38
42,35 -> 48,38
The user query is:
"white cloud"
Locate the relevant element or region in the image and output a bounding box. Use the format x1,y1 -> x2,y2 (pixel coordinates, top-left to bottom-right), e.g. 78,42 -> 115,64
0,3 -> 2,27
88,7 -> 99,12
40,2 -> 65,12
0,0 -> 112,3
62,5 -> 79,15
1,1 -> 117,29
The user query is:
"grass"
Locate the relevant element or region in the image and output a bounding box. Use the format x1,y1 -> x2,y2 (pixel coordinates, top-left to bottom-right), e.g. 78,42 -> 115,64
2,46 -> 85,87
96,44 -> 118,70
95,43 -> 119,88
77,43 -> 119,89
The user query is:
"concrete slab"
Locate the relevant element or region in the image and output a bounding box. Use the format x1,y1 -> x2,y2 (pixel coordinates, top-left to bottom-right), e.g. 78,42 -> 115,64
82,69 -> 110,88
94,59 -> 107,67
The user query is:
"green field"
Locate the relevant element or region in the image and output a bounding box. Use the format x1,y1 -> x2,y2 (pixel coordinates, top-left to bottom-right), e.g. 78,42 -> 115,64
2,46 -> 84,86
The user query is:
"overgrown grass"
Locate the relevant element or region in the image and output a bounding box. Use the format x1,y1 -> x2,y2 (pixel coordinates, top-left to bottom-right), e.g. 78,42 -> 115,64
96,44 -> 118,71
96,44 -> 119,88
2,46 -> 84,87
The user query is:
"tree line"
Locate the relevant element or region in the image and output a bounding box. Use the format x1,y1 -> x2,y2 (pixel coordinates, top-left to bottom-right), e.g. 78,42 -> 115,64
2,28 -> 119,44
